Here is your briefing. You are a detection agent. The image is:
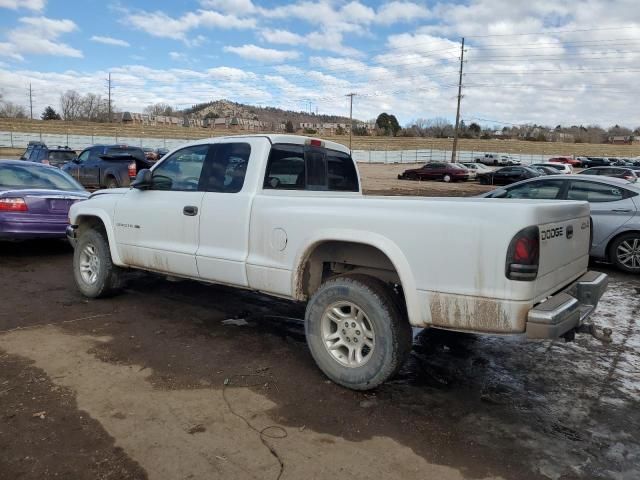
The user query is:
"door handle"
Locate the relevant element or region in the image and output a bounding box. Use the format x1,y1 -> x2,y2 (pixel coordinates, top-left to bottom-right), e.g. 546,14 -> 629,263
183,205 -> 198,216
612,209 -> 632,213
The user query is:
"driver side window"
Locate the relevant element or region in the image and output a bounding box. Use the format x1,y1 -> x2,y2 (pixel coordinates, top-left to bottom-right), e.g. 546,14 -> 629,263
151,145 -> 209,191
77,150 -> 90,162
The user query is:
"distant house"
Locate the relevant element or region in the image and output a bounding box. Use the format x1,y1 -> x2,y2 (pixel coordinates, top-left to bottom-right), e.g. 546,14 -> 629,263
609,135 -> 637,145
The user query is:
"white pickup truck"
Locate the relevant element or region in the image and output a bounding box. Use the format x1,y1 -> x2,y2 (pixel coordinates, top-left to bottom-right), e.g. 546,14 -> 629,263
67,134 -> 608,390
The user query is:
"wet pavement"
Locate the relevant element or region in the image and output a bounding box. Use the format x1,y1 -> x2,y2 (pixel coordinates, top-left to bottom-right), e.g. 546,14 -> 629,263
1,241 -> 639,479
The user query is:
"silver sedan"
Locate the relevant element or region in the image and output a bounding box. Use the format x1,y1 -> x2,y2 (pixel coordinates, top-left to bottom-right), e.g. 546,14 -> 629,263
481,175 -> 640,273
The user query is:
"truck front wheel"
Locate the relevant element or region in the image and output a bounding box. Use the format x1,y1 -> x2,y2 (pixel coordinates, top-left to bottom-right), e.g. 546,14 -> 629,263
305,274 -> 412,390
73,228 -> 123,298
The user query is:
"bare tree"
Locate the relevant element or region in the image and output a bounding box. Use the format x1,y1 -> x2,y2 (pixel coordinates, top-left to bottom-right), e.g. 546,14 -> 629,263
60,90 -> 82,120
426,117 -> 454,138
0,99 -> 27,118
144,103 -> 174,117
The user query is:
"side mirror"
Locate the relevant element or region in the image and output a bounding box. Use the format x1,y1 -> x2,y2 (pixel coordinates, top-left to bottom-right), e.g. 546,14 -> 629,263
131,169 -> 152,189
72,158 -> 81,164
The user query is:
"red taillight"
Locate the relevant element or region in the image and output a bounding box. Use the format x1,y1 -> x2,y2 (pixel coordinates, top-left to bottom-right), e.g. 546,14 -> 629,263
0,198 -> 28,212
128,161 -> 137,178
506,226 -> 539,281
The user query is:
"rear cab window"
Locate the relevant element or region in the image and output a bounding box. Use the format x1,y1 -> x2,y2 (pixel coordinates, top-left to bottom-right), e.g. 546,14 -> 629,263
104,147 -> 146,162
264,143 -> 359,192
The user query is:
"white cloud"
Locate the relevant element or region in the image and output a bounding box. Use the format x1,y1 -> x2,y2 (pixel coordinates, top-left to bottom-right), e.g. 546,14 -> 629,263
260,28 -> 305,45
0,0 -> 45,11
198,0 -> 256,14
0,16 -> 82,59
224,44 -> 300,62
207,66 -> 255,81
376,2 -> 430,25
91,35 -> 130,47
169,51 -> 187,61
123,9 -> 256,43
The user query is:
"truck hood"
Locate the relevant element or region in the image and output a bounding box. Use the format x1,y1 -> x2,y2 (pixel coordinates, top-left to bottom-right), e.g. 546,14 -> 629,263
89,188 -> 130,199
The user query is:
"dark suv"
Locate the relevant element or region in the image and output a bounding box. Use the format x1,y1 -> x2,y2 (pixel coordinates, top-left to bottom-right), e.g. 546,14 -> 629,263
398,162 -> 469,182
61,145 -> 151,189
581,157 -> 611,168
21,142 -> 78,168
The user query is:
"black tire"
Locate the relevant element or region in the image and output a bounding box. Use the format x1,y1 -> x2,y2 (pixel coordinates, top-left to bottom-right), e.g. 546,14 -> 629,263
73,227 -> 124,298
305,274 -> 412,390
105,177 -> 119,189
609,232 -> 640,273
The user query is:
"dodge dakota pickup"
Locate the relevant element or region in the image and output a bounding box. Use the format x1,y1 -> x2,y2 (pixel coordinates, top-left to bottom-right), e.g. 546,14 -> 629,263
67,135 -> 608,390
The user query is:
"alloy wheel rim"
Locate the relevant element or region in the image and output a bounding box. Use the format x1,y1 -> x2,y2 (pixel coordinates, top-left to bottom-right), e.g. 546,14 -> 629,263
79,243 -> 100,284
321,301 -> 375,368
617,238 -> 640,269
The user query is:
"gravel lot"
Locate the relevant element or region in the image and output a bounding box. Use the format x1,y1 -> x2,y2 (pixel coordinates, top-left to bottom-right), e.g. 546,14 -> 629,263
1,179 -> 638,480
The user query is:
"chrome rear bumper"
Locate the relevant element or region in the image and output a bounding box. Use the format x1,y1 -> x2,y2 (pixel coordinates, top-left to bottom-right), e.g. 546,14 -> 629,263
526,271 -> 608,339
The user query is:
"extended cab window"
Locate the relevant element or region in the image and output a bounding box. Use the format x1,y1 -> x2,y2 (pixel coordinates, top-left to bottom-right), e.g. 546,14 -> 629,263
151,144 -> 209,191
264,144 -> 305,189
264,144 -> 358,192
201,142 -> 251,193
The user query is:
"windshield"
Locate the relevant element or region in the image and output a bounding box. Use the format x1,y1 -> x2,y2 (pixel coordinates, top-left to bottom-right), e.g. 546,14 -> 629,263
48,150 -> 77,165
0,163 -> 84,191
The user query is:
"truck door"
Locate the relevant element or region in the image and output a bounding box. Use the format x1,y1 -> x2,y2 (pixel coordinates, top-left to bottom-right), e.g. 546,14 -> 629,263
113,144 -> 210,278
64,149 -> 88,182
196,140 -> 258,286
82,147 -> 102,187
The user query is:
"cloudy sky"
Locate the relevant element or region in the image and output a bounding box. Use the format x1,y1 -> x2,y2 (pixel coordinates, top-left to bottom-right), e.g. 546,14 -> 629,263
0,0 -> 639,127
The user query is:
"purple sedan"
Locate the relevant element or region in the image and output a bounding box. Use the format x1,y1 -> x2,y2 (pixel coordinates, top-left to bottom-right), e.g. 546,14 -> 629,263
0,160 -> 89,240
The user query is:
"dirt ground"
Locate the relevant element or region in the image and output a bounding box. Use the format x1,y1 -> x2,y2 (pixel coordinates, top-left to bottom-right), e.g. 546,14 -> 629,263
1,234 -> 639,480
0,165 -> 638,479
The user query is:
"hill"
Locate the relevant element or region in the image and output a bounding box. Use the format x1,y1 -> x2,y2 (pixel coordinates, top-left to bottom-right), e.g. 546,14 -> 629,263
182,99 -> 356,126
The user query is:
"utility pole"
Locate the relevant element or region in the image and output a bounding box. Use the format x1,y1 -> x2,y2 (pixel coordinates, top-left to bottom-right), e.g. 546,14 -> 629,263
28,83 -> 33,120
107,72 -> 112,123
346,92 -> 356,151
451,37 -> 465,163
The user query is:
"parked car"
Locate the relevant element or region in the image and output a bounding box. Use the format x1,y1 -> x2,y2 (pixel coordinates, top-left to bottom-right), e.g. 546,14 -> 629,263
610,158 -> 633,167
481,175 -> 640,273
531,165 -> 562,176
548,156 -> 582,168
477,166 -> 541,185
155,147 -> 169,159
61,144 -> 153,189
461,162 -> 492,175
0,160 -> 88,240
66,134 -> 608,390
398,162 -> 469,182
579,167 -> 638,182
531,162 -> 573,174
21,143 -> 78,168
474,153 -> 520,166
580,157 -> 611,168
20,141 -> 46,160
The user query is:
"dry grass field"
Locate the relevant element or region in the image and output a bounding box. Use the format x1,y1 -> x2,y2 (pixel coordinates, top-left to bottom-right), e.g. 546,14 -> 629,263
2,118 -> 640,157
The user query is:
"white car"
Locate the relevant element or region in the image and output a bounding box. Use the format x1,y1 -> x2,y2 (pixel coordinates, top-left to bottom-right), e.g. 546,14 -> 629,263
532,162 -> 574,174
461,162 -> 493,180
66,134 -> 608,390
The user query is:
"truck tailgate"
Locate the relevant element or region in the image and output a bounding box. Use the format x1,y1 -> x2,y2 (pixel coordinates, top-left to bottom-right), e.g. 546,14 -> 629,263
535,204 -> 591,301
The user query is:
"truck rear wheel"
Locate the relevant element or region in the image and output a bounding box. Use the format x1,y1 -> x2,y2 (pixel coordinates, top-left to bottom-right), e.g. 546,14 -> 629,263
105,177 -> 119,189
73,228 -> 123,298
305,274 -> 412,390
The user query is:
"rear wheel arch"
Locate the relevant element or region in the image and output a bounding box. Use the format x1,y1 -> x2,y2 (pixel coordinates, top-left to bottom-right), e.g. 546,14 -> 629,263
294,238 -> 419,323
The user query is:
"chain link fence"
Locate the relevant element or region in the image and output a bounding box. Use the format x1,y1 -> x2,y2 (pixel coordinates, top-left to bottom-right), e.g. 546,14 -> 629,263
0,130 -> 557,165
